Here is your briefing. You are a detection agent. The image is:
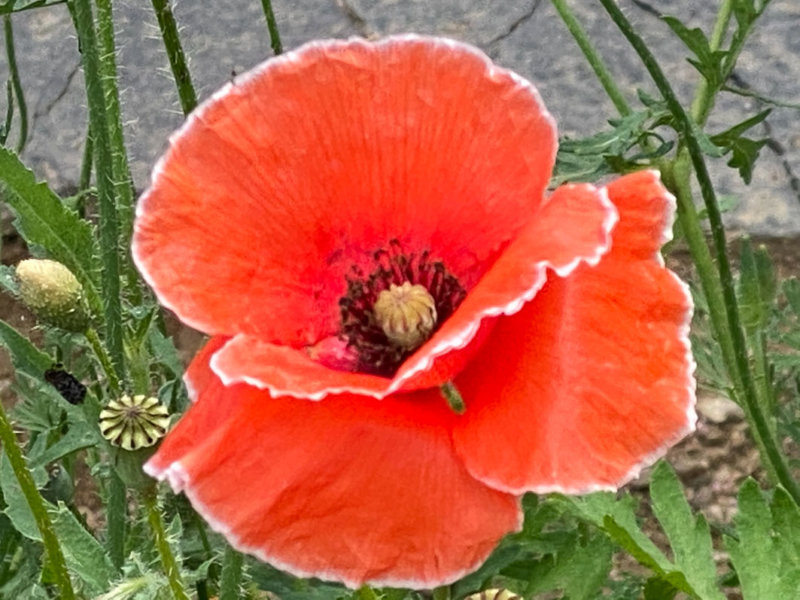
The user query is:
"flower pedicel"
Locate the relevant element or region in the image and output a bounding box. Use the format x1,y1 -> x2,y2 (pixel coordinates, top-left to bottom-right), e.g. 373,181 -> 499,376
133,35 -> 696,589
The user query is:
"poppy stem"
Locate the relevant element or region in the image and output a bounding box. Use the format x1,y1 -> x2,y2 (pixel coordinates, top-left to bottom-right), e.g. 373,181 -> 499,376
85,326 -> 122,396
0,403 -> 76,600
71,0 -> 127,384
143,488 -> 191,600
549,0 -> 632,117
3,15 -> 28,153
598,0 -> 800,504
151,0 -> 198,116
440,381 -> 466,414
259,0 -> 283,55
95,0 -> 142,304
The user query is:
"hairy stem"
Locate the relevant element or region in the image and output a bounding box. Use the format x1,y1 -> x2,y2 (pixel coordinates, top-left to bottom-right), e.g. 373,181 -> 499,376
150,0 -> 197,115
94,0 -> 142,302
144,489 -> 191,600
85,326 -> 121,395
72,0 -> 126,382
599,0 -> 800,503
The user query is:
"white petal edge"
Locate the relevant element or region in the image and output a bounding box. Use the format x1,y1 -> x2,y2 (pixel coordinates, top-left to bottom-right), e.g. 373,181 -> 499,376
143,458 -> 524,590
131,33 -> 559,338
210,184 -> 618,401
464,171 -> 698,496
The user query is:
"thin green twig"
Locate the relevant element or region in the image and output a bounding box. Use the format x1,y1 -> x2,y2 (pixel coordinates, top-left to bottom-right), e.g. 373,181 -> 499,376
0,404 -> 75,600
3,15 -> 28,153
72,0 -> 126,382
550,0 -> 631,116
150,0 -> 197,115
722,84 -> 800,111
598,0 -> 800,504
259,0 -> 283,55
144,489 -> 191,600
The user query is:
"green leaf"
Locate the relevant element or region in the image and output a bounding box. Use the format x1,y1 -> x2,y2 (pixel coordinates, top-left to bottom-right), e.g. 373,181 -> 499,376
737,238 -> 776,333
0,319 -> 52,378
662,16 -> 725,88
649,462 -> 725,600
29,422 -> 100,469
726,479 -> 800,599
0,147 -> 101,314
522,530 -> 613,600
0,449 -> 47,540
1,451 -> 116,594
49,502 -> 117,594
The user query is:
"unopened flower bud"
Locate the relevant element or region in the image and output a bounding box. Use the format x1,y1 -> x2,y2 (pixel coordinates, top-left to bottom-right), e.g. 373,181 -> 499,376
99,394 -> 170,451
16,259 -> 88,332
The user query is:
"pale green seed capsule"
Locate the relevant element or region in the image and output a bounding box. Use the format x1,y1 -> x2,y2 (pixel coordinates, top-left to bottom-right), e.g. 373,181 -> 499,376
99,394 -> 170,451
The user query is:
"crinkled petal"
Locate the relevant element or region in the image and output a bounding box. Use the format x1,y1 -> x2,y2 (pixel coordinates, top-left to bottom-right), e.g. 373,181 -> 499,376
451,171 -> 696,494
133,35 -> 556,344
210,184 -> 616,399
146,367 -> 521,588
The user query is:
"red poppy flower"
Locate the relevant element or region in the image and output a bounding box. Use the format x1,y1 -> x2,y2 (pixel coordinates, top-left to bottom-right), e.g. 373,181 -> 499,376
134,35 -> 696,589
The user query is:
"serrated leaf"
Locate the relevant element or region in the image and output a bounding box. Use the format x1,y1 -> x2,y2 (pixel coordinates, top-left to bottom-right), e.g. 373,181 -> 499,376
650,462 -> 724,600
524,531 -> 613,600
0,319 -> 52,378
0,148 -> 101,314
662,16 -> 725,88
737,238 -> 776,333
726,479 -> 800,599
49,502 -> 117,594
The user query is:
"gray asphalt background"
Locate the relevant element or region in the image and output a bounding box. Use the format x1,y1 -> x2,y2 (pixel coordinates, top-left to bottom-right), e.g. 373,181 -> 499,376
2,0 -> 799,235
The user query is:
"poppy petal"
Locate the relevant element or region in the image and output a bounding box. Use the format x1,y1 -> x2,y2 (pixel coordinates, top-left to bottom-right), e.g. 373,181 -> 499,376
451,171 -> 696,494
132,35 -> 556,345
184,335 -> 229,401
210,184 -> 616,400
146,379 -> 521,588
390,182 -> 618,391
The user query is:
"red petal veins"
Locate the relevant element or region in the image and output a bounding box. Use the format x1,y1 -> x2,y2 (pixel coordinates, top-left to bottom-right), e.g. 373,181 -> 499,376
146,363 -> 521,588
451,171 -> 696,494
133,35 -> 556,345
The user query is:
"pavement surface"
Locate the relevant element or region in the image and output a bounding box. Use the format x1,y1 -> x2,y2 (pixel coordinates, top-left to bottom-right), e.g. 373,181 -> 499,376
2,0 -> 799,235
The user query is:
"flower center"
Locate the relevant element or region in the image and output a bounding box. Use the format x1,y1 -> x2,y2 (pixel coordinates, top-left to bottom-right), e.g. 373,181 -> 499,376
374,282 -> 437,349
339,240 -> 466,377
